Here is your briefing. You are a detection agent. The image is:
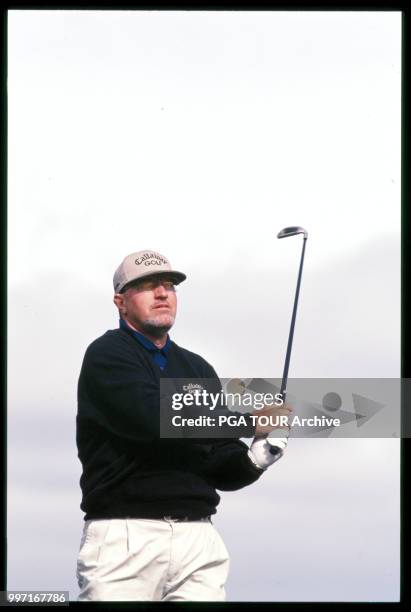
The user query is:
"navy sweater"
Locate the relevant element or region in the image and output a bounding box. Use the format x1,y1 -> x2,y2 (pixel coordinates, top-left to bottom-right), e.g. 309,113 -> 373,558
76,327 -> 264,520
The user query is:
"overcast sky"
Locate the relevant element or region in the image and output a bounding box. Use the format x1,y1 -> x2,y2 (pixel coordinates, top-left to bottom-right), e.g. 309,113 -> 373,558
8,10 -> 401,601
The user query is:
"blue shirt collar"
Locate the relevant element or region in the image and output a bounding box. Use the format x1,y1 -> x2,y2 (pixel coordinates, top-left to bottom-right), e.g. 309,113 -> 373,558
119,318 -> 171,355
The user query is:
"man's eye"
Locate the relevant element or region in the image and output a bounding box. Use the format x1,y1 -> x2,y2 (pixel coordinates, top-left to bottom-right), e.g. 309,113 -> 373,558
135,280 -> 175,291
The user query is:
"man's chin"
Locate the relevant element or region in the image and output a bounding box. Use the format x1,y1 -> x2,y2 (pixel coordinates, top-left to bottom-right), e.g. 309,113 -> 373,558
142,316 -> 175,337
152,314 -> 174,328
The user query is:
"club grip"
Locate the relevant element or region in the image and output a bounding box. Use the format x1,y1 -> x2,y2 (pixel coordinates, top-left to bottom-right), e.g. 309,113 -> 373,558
268,445 -> 283,457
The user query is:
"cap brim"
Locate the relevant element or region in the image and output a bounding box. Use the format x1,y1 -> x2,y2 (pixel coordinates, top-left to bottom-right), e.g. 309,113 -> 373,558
120,269 -> 187,292
156,270 -> 187,285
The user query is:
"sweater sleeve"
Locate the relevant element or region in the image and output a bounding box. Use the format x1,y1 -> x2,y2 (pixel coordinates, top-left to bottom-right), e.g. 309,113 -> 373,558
201,438 -> 265,491
78,335 -> 167,441
196,362 -> 265,490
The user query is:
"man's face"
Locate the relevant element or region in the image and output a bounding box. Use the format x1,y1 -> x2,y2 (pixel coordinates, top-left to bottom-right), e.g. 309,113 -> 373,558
113,274 -> 177,337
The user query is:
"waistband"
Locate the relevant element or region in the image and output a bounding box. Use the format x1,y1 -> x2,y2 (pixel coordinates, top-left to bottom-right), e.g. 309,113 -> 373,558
84,513 -> 214,523
163,515 -> 211,523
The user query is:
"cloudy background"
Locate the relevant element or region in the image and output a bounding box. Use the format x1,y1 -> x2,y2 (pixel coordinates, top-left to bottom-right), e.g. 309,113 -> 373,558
8,10 -> 401,601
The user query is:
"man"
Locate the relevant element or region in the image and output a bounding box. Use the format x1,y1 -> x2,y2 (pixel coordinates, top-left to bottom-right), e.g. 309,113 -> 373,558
76,249 -> 292,602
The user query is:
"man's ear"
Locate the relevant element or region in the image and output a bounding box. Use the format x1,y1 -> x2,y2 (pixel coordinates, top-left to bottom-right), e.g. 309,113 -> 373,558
113,293 -> 126,316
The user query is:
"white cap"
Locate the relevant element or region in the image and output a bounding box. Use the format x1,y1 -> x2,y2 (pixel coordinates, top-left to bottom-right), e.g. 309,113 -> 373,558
113,250 -> 187,293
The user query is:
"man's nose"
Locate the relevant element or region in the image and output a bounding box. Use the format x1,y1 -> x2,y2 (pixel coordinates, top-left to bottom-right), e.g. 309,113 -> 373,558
153,284 -> 168,297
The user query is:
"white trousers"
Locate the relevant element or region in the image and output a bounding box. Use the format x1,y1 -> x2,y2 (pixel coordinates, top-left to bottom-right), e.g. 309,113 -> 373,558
76,517 -> 230,602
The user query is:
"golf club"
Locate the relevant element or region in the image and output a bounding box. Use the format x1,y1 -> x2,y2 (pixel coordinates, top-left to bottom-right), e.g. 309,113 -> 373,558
267,226 -> 308,455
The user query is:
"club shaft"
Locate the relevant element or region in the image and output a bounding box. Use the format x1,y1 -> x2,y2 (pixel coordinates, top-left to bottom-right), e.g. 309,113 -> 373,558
267,234 -> 307,455
280,236 -> 307,398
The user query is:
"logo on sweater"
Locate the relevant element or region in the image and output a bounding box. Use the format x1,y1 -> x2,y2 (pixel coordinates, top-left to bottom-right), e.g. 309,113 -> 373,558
182,383 -> 204,392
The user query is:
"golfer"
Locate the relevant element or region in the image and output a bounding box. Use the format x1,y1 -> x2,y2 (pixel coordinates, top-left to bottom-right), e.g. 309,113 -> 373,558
76,249 -> 292,601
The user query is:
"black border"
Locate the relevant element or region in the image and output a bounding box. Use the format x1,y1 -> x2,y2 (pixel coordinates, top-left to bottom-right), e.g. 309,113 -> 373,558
1,4 -> 7,599
1,5 -> 408,609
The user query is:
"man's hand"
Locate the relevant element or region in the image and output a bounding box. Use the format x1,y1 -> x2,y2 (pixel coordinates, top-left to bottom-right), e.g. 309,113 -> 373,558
251,403 -> 293,436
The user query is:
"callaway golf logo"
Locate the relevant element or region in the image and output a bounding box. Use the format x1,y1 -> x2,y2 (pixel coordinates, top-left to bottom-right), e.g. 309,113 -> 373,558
182,383 -> 204,392
135,253 -> 168,267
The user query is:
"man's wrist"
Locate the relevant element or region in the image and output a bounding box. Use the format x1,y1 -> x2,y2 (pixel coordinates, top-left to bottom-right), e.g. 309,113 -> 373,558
247,449 -> 266,471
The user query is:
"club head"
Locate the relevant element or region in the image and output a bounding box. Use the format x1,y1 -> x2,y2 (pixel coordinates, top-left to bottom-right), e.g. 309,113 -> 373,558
277,226 -> 308,239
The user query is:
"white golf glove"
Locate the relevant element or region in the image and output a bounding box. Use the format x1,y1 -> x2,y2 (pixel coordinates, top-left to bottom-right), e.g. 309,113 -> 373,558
247,432 -> 289,470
